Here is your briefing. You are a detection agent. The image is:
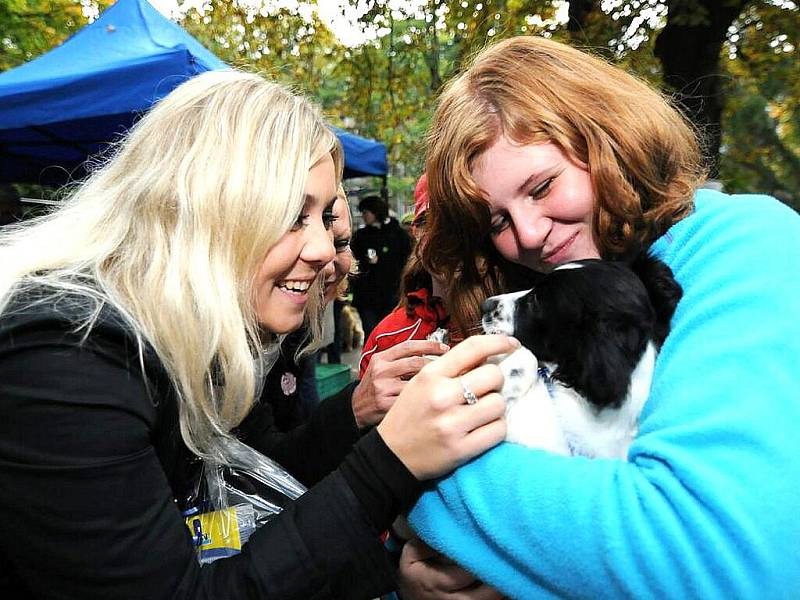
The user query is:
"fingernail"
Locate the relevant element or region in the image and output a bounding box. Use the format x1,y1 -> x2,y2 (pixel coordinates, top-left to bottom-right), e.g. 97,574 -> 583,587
439,343 -> 450,352
508,336 -> 521,348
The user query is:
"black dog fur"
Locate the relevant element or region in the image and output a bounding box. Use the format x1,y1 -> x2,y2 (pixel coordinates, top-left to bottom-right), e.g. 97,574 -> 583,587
483,254 -> 682,412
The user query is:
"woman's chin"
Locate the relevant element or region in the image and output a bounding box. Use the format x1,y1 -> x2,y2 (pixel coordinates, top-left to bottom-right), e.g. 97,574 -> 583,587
256,313 -> 304,336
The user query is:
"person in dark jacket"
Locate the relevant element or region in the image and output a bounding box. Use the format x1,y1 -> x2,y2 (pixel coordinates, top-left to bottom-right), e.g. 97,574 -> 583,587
350,195 -> 412,340
0,71 -> 516,599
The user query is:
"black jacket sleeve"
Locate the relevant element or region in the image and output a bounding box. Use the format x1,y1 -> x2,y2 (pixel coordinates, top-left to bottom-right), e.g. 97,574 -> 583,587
0,306 -> 420,600
236,380 -> 361,487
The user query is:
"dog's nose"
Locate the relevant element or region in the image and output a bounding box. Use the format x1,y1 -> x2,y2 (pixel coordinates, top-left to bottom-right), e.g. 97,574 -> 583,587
482,297 -> 499,315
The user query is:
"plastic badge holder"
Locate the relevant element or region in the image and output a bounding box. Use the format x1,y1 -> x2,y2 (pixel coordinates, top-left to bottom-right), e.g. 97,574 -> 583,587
184,436 -> 307,564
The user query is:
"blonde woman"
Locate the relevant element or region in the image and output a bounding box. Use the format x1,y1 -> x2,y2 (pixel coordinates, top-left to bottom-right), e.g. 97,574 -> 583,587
255,187 -> 355,431
0,71 -> 517,599
405,36 -> 800,598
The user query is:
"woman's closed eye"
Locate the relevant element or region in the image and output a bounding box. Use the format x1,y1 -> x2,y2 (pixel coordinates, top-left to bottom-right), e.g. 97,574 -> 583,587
490,213 -> 510,236
529,175 -> 556,200
290,212 -> 309,231
334,237 -> 350,252
291,207 -> 338,232
490,174 -> 560,236
323,208 -> 338,230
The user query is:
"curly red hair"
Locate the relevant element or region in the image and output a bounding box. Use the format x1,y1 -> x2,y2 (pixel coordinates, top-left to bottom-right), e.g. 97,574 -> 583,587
421,36 -> 706,336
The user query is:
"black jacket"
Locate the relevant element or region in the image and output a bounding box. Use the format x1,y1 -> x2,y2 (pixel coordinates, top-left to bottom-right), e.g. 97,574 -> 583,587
350,218 -> 412,312
0,292 -> 420,599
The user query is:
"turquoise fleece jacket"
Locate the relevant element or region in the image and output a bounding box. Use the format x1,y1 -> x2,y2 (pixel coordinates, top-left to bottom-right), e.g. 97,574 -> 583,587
408,190 -> 800,598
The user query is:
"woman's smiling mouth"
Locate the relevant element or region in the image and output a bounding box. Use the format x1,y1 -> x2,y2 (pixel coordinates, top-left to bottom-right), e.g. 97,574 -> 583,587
541,232 -> 579,265
277,279 -> 312,296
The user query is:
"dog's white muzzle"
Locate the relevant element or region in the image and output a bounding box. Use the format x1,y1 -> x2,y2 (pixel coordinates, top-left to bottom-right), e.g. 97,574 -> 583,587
481,289 -> 530,336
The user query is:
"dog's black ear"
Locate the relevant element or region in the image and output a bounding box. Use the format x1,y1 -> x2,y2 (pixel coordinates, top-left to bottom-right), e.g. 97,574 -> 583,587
561,321 -> 648,410
631,253 -> 683,347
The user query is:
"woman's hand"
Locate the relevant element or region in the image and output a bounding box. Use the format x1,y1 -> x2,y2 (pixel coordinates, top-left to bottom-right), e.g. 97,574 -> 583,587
397,537 -> 504,600
352,339 -> 449,429
376,334 -> 517,480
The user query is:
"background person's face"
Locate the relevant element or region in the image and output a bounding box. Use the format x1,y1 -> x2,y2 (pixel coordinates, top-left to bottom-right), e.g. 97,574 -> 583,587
361,209 -> 377,226
324,194 -> 353,303
472,136 -> 600,273
253,154 -> 337,333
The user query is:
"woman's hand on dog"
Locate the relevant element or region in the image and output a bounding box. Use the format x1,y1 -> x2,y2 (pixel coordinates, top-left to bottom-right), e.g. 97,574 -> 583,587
397,536 -> 504,600
376,334 -> 517,480
352,339 -> 450,429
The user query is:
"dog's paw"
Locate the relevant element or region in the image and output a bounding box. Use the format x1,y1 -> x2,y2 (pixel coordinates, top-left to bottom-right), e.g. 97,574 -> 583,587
489,346 -> 538,403
426,328 -> 449,345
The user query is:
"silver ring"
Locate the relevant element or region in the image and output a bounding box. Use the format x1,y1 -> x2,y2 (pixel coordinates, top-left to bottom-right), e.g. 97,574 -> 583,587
460,378 -> 478,405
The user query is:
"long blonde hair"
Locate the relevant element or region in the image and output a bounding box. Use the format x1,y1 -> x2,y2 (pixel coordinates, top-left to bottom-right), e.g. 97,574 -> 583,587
0,70 -> 343,459
422,36 -> 706,336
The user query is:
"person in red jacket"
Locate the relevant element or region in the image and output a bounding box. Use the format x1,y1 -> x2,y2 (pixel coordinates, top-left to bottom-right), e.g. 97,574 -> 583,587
358,174 -> 450,379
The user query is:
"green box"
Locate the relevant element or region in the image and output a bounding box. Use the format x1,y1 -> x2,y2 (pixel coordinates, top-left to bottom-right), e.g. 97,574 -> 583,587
315,363 -> 352,400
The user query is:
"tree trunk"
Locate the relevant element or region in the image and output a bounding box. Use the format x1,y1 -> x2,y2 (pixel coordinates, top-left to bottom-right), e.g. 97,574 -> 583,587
567,0 -> 595,36
654,0 -> 749,177
425,0 -> 442,92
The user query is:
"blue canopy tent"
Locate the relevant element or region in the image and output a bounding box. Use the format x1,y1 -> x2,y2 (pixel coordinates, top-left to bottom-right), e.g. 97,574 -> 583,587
333,127 -> 388,180
0,0 -> 387,187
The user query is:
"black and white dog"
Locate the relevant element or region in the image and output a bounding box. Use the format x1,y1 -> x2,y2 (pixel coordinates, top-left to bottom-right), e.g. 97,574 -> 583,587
483,254 -> 682,459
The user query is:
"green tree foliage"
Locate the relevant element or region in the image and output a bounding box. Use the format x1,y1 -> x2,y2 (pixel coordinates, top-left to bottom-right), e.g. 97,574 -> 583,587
323,0 -> 566,201
180,1 -> 345,101
0,0 -> 112,71
1,0 -> 796,210
342,0 -> 797,209
720,1 -> 799,208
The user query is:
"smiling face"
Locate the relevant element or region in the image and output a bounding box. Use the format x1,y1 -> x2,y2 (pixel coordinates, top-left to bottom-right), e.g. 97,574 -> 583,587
254,154 -> 337,333
323,193 -> 353,304
473,136 -> 600,273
